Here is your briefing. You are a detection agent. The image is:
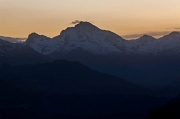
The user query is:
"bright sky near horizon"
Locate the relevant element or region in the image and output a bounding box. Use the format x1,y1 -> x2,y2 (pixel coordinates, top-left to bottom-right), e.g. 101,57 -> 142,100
0,0 -> 180,39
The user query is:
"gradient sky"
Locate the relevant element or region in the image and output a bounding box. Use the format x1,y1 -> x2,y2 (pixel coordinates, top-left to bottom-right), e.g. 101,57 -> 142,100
1,0 -> 180,39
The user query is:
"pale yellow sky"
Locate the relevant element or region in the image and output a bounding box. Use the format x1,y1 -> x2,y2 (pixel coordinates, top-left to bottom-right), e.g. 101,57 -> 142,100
0,0 -> 180,39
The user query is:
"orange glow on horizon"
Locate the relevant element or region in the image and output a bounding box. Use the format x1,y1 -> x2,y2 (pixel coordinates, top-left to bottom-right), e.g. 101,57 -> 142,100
0,0 -> 180,39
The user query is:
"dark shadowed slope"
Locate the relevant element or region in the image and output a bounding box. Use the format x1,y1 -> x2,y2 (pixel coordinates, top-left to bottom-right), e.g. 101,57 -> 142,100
0,60 -> 152,95
156,77 -> 180,98
0,38 -> 49,65
147,94 -> 180,119
0,60 -> 171,119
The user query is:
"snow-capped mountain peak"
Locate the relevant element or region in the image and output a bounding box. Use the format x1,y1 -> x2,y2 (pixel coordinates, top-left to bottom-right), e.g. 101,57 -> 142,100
161,31 -> 180,40
25,22 -> 126,55
26,32 -> 50,44
24,22 -> 180,55
168,31 -> 180,36
74,21 -> 100,30
137,35 -> 156,43
139,35 -> 155,40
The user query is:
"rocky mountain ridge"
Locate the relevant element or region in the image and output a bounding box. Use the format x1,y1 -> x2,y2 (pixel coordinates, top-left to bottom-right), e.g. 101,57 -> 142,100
25,22 -> 180,56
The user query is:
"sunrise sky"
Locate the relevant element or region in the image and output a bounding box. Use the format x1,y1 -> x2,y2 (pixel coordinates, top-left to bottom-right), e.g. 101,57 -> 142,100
0,0 -> 180,39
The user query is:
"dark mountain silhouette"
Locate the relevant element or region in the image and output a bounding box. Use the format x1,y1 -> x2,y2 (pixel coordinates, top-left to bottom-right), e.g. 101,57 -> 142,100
146,94 -> 180,119
0,60 -> 151,95
0,60 -> 171,119
157,77 -> 180,97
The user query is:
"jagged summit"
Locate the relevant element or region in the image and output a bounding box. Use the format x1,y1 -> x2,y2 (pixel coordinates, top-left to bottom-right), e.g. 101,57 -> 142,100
168,31 -> 180,37
138,35 -> 156,42
26,33 -> 40,43
140,35 -> 155,39
29,32 -> 39,36
59,21 -> 100,36
74,21 -> 99,29
160,31 -> 180,40
27,32 -> 49,39
68,21 -> 101,33
26,32 -> 50,44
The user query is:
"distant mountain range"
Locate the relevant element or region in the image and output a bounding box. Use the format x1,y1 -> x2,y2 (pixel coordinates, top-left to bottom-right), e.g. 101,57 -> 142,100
24,22 -> 180,88
1,21 -> 180,92
0,36 -> 26,43
1,22 -> 180,118
25,22 -> 180,55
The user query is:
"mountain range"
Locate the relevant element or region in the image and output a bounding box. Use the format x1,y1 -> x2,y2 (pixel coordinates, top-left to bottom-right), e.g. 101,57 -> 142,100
1,21 -> 180,92
24,22 -> 180,88
1,21 -> 180,118
25,22 -> 180,55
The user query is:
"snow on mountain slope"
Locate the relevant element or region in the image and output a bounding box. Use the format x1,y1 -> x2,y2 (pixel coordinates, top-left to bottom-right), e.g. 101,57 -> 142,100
157,32 -> 180,54
25,21 -> 180,55
26,22 -> 126,55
